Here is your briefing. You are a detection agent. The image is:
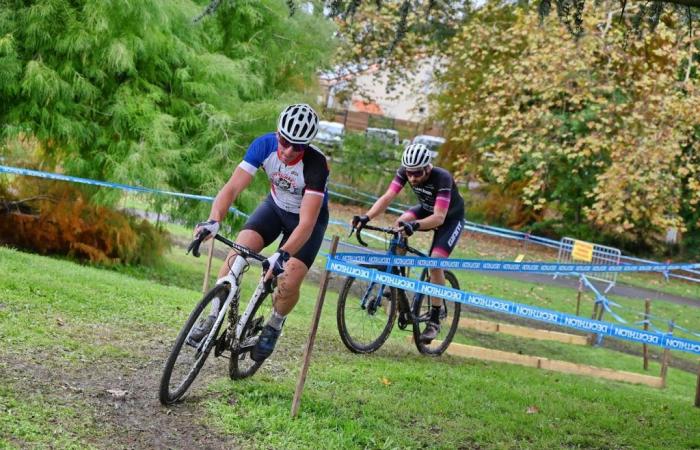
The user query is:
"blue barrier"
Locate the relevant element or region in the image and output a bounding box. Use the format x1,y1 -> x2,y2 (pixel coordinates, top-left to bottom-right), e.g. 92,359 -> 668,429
327,181 -> 700,284
334,253 -> 700,274
3,164 -> 698,283
0,165 -> 250,218
325,257 -> 700,356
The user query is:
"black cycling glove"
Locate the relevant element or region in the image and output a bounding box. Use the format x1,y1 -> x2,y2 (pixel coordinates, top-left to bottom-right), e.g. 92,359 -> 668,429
398,220 -> 420,236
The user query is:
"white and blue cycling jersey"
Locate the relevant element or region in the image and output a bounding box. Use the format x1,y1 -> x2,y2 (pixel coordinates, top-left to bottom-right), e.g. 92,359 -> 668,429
238,133 -> 329,214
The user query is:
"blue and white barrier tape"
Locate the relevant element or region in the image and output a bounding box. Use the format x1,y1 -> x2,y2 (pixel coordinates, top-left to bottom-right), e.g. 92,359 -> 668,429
334,253 -> 700,274
0,165 -> 250,218
325,258 -> 700,356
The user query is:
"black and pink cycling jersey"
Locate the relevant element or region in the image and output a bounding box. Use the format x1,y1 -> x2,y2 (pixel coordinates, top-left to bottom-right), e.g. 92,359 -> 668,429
389,166 -> 464,219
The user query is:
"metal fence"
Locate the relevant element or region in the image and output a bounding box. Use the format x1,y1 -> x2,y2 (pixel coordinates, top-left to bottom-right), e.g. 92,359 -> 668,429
555,237 -> 621,292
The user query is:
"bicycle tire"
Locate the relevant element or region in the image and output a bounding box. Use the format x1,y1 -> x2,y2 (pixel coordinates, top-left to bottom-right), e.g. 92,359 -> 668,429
337,275 -> 397,353
159,284 -> 230,405
229,288 -> 272,380
412,269 -> 461,356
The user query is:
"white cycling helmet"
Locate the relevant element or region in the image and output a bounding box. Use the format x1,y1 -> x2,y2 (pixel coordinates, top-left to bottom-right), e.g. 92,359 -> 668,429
277,103 -> 319,145
401,143 -> 433,169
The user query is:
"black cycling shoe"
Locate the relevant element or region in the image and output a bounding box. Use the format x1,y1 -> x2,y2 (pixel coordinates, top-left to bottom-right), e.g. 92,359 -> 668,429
187,315 -> 216,347
251,325 -> 281,362
419,321 -> 440,344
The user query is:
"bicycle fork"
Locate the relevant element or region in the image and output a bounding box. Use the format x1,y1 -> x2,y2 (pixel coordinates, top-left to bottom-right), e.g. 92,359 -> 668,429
361,282 -> 387,314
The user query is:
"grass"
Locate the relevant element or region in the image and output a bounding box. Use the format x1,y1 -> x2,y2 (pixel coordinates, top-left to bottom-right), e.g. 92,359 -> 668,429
2,245 -> 700,449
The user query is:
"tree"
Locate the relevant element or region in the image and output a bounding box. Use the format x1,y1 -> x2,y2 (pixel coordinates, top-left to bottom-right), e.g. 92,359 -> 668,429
437,4 -> 699,251
0,0 -> 334,224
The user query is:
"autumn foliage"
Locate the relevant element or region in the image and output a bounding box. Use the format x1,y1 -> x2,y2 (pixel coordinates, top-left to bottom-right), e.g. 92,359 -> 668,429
0,181 -> 169,265
437,5 -> 700,252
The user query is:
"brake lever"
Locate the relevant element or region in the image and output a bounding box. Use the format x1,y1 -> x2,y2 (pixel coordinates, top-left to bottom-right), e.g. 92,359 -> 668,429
186,230 -> 211,257
356,224 -> 368,247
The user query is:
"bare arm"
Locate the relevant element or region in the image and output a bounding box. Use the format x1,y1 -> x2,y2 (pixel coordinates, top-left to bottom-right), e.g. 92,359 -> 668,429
208,166 -> 254,222
404,206 -> 447,230
365,188 -> 399,220
280,193 -> 324,256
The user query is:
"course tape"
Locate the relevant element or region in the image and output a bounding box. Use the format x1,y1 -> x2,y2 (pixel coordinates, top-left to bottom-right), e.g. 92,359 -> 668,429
334,253 -> 700,274
326,258 -> 700,356
0,165 -> 251,217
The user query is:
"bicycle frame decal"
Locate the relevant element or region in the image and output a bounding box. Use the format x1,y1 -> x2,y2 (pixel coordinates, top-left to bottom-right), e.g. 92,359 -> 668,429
326,257 -> 700,356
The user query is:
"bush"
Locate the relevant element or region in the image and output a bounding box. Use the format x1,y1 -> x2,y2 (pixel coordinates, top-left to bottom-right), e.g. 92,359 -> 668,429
0,181 -> 170,266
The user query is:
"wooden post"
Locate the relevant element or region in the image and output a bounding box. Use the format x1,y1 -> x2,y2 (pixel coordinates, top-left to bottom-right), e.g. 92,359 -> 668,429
660,320 -> 675,388
695,360 -> 700,408
643,300 -> 650,371
575,278 -> 583,316
202,238 -> 216,294
589,301 -> 600,345
291,236 -> 339,418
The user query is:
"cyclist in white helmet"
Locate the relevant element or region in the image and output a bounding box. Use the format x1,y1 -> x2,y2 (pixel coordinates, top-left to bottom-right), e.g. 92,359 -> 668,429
352,143 -> 465,343
191,103 -> 329,362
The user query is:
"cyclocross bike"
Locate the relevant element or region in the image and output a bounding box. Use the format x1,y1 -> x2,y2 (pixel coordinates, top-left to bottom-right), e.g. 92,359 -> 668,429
337,223 -> 462,356
159,231 -> 277,405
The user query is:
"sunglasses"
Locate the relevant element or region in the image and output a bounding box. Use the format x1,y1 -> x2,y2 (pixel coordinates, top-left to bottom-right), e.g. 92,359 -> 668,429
405,168 -> 425,178
278,135 -> 306,152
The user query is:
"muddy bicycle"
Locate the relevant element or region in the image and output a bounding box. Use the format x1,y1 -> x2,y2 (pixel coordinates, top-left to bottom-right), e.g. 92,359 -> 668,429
337,223 -> 462,356
159,231 -> 277,405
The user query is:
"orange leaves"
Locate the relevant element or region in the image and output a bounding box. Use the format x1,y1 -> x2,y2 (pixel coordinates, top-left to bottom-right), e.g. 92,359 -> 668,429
0,181 -> 169,265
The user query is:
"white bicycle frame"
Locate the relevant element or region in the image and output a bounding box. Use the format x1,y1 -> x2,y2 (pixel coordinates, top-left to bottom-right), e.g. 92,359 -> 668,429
194,254 -> 268,352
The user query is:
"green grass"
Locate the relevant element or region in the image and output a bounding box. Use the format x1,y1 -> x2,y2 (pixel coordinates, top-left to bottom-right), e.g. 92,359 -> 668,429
0,383 -> 100,449
1,245 -> 700,449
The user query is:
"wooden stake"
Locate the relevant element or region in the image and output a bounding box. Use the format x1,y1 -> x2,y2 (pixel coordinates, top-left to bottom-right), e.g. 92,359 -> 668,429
575,277 -> 583,316
589,302 -> 600,345
643,300 -> 650,371
660,319 -> 675,388
202,238 -> 215,294
695,360 -> 700,408
291,236 -> 339,418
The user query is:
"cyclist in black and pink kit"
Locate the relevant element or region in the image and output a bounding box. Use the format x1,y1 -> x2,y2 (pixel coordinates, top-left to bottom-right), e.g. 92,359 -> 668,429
190,104 -> 329,362
353,143 -> 465,343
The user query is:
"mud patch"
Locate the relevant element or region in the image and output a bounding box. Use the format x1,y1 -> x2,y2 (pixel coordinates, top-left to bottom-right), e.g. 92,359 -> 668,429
0,346 -> 242,449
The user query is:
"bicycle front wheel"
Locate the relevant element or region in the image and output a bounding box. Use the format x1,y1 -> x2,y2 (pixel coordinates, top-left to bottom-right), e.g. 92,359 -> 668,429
229,287 -> 272,380
337,276 -> 397,353
159,284 -> 230,405
412,269 -> 461,356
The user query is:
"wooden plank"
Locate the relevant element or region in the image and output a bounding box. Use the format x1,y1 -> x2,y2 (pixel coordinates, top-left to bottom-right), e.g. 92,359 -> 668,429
443,341 -> 664,389
458,318 -> 498,333
441,341 -> 540,367
458,318 -> 587,345
539,359 -> 664,388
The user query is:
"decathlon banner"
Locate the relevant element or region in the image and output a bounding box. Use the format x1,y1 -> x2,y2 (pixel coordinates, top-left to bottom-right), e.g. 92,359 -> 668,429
334,253 -> 700,274
326,258 -> 700,356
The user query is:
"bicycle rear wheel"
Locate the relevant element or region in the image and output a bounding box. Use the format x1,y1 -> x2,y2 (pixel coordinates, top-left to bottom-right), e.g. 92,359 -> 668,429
337,276 -> 397,353
412,269 -> 461,356
159,284 -> 230,405
229,287 -> 272,380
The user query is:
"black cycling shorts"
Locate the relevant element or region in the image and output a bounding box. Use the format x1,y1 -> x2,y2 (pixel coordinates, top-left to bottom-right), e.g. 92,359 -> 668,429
406,205 -> 464,257
242,195 -> 329,268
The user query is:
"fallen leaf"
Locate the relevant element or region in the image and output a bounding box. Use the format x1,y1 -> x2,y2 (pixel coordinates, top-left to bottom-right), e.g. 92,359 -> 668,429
526,405 -> 540,414
380,377 -> 392,386
106,389 -> 128,400
56,318 -> 64,327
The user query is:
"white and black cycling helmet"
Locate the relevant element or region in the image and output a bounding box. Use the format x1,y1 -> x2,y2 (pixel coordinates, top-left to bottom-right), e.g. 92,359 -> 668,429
401,143 -> 433,169
277,103 -> 319,145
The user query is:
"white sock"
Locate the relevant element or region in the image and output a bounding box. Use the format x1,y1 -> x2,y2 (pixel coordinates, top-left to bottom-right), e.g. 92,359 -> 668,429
267,309 -> 287,330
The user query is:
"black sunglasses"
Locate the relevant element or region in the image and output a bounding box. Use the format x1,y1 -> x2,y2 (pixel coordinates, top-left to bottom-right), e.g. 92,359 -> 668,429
406,168 -> 425,177
278,135 -> 306,152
